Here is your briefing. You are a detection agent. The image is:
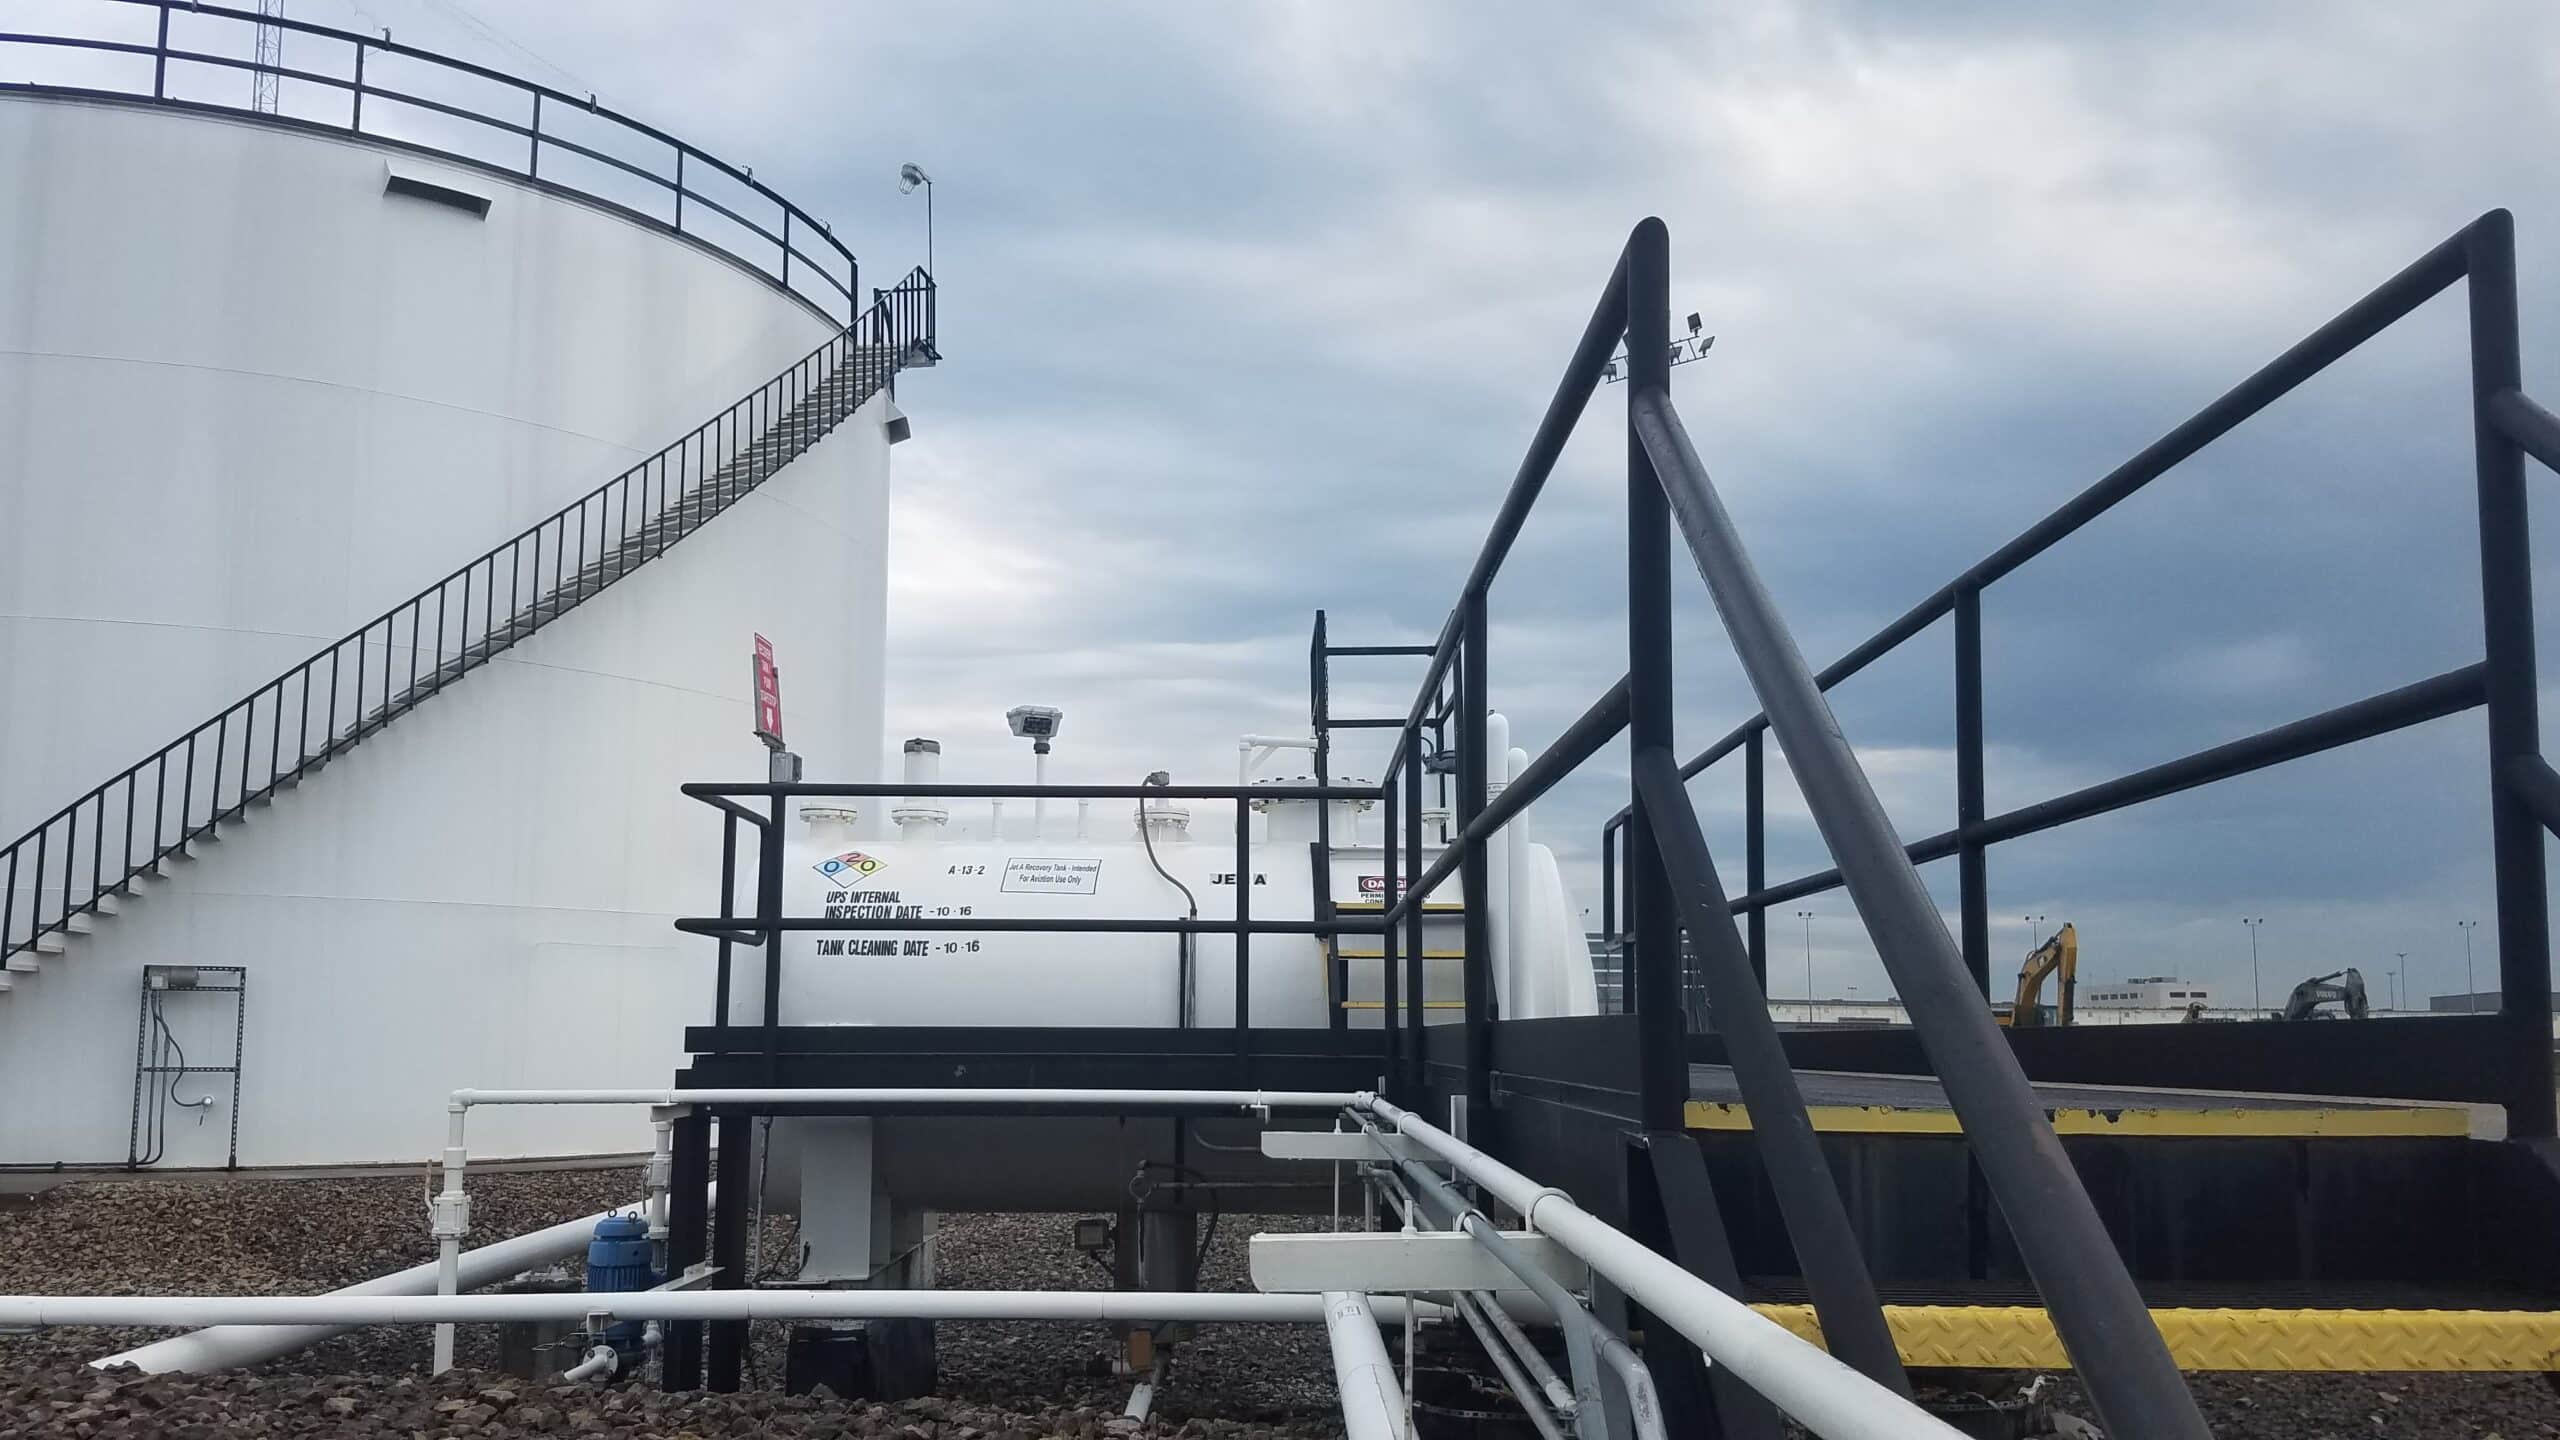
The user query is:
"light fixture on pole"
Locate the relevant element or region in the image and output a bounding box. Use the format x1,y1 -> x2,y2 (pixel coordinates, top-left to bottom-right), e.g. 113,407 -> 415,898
1006,705 -> 1061,837
2393,951 -> 2408,1013
2023,913 -> 2047,949
2242,917 -> 2266,1013
1602,311 -> 1713,384
1795,909 -> 1815,1005
2458,919 -> 2479,1013
898,162 -> 935,278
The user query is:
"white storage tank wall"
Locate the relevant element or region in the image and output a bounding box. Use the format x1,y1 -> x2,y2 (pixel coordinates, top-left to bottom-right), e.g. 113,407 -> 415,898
0,95 -> 890,1166
0,94 -> 843,835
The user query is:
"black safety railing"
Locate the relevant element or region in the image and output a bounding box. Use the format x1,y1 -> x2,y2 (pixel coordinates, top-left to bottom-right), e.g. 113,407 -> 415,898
674,780 -> 1389,1067
1,0 -> 859,323
0,269 -> 937,968
1595,211 -> 2556,1138
1354,220 -> 2213,1436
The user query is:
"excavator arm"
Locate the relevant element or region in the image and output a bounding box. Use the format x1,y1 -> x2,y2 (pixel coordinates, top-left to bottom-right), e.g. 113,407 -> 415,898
2009,923 -> 2077,1028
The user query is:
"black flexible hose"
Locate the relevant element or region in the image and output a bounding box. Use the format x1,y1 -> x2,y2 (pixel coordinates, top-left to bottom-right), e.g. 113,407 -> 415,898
1135,776 -> 1200,1026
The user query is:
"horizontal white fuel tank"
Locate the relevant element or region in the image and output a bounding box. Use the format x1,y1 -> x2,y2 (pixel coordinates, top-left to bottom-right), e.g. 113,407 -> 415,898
755,748 -> 1593,1033
763,743 -> 1595,1220
777,801 -> 1411,1030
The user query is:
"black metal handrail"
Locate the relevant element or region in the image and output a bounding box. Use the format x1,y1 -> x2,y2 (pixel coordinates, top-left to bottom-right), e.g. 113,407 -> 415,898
676,780 -> 1387,1064
0,269 -> 937,968
1,0 -> 859,323
1595,211 -> 2555,1132
1342,220 -> 2214,1434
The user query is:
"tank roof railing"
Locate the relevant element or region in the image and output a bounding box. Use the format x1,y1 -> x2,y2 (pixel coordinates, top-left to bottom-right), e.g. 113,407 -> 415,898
0,0 -> 859,325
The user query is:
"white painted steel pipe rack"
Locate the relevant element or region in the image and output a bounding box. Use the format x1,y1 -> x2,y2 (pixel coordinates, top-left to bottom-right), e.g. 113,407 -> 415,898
29,1290 -> 1446,1327
1364,1096 -> 1969,1440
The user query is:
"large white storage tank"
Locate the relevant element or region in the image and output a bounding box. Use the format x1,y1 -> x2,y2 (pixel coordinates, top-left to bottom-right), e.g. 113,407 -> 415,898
0,74 -> 897,1166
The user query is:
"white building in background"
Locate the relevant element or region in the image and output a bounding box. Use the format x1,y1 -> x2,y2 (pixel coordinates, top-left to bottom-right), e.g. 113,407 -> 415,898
0,76 -> 905,1167
2083,977 -> 2217,1009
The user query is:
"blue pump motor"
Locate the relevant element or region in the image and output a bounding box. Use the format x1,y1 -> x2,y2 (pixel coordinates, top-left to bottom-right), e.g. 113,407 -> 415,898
584,1213 -> 660,1369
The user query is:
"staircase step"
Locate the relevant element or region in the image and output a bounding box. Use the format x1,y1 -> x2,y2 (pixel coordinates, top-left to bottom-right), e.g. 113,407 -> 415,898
90,891 -> 122,916
2,954 -> 32,975
32,932 -> 66,956
63,912 -> 95,935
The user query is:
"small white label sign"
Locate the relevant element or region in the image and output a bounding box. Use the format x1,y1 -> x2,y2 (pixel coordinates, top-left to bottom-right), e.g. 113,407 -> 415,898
1001,857 -> 1104,895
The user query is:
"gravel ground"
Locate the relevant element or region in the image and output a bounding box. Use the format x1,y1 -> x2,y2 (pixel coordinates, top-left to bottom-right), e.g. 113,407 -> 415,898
0,1169 -> 1348,1436
9,1171 -> 2560,1438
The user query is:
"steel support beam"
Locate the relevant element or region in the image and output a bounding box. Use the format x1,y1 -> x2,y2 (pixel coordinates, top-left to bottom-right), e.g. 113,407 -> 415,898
1632,386 -> 2208,1438
2466,210 -> 2554,1139
1625,218 -> 1685,1135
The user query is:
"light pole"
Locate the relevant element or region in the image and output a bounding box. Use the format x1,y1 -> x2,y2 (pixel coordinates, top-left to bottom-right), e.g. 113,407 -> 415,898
2023,913 -> 2047,948
898,162 -> 935,277
2458,920 -> 2479,1013
2242,917 -> 2266,1012
2392,952 -> 2408,1012
1796,910 -> 1815,1005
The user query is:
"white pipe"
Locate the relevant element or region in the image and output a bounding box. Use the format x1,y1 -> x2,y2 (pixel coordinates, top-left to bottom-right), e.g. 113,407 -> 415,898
989,798 -> 1005,842
1076,798 -> 1091,841
1033,749 -> 1048,838
1504,744 -> 1532,1015
1323,1292 -> 1410,1440
1367,1097 -> 1967,1440
1484,712 -> 1512,1019
893,739 -> 948,839
451,1087 -> 1366,1110
561,1345 -> 618,1383
96,1195 -> 677,1373
431,1106 -> 470,1373
31,1290 -> 1447,1328
1123,1375 -> 1156,1423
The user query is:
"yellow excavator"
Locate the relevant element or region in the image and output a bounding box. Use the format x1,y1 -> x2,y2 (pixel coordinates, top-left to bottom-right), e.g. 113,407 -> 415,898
1997,922 -> 2076,1028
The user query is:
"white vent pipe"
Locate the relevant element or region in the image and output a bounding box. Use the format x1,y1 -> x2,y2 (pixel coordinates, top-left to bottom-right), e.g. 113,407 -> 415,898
891,738 -> 948,840
95,1192 -> 693,1374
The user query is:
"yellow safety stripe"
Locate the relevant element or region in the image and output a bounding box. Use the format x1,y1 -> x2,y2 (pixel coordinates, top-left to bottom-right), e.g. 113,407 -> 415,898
1684,1100 -> 2470,1139
1754,1304 -> 2560,1372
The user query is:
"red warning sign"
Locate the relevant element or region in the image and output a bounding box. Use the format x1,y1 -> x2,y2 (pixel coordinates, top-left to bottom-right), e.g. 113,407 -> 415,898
751,634 -> 784,748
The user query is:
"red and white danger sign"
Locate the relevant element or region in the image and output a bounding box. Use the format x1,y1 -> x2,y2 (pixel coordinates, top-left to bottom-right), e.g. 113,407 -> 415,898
751,633 -> 784,748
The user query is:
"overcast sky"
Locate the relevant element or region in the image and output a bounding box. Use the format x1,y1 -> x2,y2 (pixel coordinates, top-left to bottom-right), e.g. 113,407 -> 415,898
30,1 -> 2560,1011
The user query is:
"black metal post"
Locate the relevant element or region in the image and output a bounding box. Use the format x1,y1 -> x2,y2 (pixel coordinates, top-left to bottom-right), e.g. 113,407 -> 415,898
1381,764 -> 1401,1087
1456,590 -> 1493,1124
1955,582 -> 1991,995
527,92 -> 542,177
1404,724 -> 1427,1097
2467,209 -> 2556,1139
350,39 -> 363,130
1744,730 -> 1766,991
1313,611 -> 1344,1030
1600,816 -> 1619,954
663,1108 -> 711,1389
1234,796 -> 1253,1057
153,5 -> 168,99
1625,218 -> 1685,1134
758,794 -> 785,1085
715,814 -> 738,1027
706,1112 -> 749,1391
